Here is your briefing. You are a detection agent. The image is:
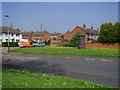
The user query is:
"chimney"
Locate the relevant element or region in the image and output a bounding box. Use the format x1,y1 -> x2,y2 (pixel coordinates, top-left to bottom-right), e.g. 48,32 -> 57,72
83,24 -> 86,28
97,28 -> 99,31
10,25 -> 13,29
91,26 -> 93,29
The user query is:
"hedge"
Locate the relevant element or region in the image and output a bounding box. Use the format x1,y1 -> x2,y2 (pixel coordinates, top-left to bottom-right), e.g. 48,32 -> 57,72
2,42 -> 19,47
44,42 -> 50,45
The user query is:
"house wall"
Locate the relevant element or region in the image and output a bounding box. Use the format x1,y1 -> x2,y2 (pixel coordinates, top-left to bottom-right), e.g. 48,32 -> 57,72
64,32 -> 72,40
43,33 -> 50,42
64,26 -> 86,41
71,26 -> 86,35
0,33 -> 22,42
86,43 -> 120,48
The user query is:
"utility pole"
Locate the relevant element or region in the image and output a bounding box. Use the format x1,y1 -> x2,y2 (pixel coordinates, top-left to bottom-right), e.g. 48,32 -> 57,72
4,15 -> 10,53
41,24 -> 42,46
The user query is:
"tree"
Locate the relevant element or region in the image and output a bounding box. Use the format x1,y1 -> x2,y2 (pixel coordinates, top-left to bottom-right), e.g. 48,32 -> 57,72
70,33 -> 81,47
98,22 -> 120,43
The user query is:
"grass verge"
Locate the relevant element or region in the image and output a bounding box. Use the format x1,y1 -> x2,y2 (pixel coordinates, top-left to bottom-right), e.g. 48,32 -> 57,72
10,47 -> 119,58
2,68 -> 113,88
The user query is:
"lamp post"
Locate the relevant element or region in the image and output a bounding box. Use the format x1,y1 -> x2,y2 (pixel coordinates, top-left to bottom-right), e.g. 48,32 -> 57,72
4,15 -> 10,53
41,24 -> 42,46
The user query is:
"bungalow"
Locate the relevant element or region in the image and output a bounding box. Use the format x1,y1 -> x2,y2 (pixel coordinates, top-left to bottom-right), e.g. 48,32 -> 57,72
63,24 -> 100,43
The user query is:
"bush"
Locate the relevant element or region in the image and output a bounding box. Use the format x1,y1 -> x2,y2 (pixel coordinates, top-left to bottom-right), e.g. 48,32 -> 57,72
2,42 -> 19,47
63,44 -> 71,47
70,33 -> 81,47
62,39 -> 69,42
44,42 -> 50,45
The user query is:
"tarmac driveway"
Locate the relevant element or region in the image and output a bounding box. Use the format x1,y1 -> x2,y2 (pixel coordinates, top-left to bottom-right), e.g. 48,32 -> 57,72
2,52 -> 119,87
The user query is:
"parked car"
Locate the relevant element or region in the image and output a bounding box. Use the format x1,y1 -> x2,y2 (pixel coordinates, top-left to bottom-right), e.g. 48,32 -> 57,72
18,41 -> 34,48
32,42 -> 45,47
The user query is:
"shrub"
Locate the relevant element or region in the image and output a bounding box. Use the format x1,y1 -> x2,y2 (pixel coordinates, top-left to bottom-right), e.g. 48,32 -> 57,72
70,33 -> 81,47
44,42 -> 50,45
63,43 -> 71,47
62,39 -> 69,42
2,42 -> 18,47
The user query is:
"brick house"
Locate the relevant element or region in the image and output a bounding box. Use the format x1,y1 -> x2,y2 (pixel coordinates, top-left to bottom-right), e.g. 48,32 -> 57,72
64,25 -> 100,43
22,31 -> 34,41
22,30 -> 50,42
32,30 -> 50,42
50,32 -> 62,40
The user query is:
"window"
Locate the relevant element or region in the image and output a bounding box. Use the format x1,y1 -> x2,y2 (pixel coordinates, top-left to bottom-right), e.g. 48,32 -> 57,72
6,39 -> 8,42
12,34 -> 14,36
12,39 -> 14,42
16,39 -> 20,42
72,34 -> 74,37
0,34 -> 2,36
5,33 -> 7,36
16,34 -> 20,36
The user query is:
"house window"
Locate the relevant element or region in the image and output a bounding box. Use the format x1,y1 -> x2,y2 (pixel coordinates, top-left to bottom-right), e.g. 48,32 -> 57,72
12,39 -> 14,42
6,39 -> 8,42
5,33 -> 8,36
16,39 -> 20,42
72,34 -> 74,37
0,34 -> 2,36
12,34 -> 14,36
16,34 -> 20,36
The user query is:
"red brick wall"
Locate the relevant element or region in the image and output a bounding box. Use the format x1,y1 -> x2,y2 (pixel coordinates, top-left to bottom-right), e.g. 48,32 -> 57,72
64,32 -> 72,40
86,43 -> 120,48
51,42 -> 70,46
51,40 -> 62,43
71,26 -> 85,35
43,32 -> 50,42
64,26 -> 86,41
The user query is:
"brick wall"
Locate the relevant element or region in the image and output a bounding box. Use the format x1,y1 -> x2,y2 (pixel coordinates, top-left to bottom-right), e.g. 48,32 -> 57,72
51,40 -> 62,43
50,42 -> 70,46
86,43 -> 120,48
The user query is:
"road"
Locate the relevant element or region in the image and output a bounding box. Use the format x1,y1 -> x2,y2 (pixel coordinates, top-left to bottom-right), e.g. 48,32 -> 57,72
2,51 -> 119,87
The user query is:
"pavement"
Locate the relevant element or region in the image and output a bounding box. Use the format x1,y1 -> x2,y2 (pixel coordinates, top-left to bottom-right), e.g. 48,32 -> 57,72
1,47 -> 120,87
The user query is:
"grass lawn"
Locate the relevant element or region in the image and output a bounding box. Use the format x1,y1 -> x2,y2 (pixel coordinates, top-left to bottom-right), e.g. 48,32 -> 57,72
2,68 -> 113,88
10,47 -> 119,58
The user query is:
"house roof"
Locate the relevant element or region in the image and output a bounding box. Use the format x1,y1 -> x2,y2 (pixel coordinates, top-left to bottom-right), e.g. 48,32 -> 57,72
1,26 -> 21,34
77,26 -> 100,35
50,32 -> 62,36
22,31 -> 34,36
32,31 -> 49,37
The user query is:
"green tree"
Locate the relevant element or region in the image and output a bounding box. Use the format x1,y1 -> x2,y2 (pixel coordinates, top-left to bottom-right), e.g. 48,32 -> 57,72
98,22 -> 120,43
70,33 -> 81,47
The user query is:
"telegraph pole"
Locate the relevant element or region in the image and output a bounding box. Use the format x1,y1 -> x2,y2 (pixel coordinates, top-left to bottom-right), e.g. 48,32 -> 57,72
41,24 -> 42,46
4,15 -> 10,53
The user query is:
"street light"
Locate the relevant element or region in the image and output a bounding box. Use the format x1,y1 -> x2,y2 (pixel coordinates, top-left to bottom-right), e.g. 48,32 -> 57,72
4,15 -> 10,53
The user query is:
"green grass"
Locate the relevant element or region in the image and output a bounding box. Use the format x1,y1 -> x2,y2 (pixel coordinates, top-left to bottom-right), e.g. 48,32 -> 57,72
10,47 -> 119,57
2,68 -> 113,88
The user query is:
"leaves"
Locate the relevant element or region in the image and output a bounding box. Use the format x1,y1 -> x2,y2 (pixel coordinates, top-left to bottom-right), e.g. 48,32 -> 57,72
98,22 -> 120,43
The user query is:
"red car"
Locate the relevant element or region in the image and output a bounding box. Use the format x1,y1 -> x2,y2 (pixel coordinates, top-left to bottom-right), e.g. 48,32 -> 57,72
18,41 -> 34,48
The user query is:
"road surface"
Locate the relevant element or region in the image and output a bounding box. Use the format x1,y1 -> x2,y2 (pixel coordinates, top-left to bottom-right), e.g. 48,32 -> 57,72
2,52 -> 119,87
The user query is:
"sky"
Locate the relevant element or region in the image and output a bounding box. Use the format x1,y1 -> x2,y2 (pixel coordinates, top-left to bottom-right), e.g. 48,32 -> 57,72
2,2 -> 118,33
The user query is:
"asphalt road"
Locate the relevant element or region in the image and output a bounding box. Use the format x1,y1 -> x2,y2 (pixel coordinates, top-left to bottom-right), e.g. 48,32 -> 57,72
2,52 -> 119,87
